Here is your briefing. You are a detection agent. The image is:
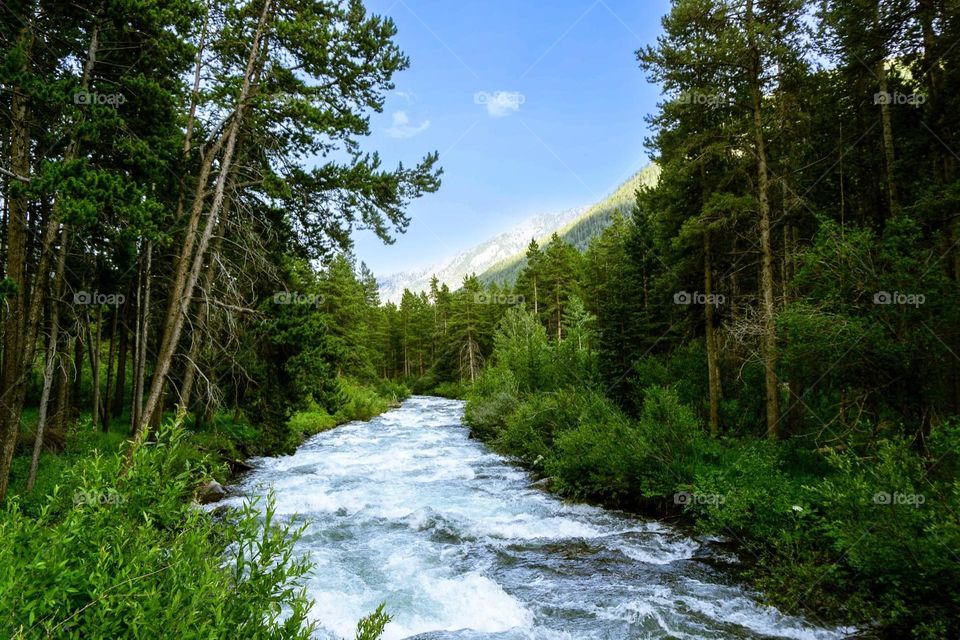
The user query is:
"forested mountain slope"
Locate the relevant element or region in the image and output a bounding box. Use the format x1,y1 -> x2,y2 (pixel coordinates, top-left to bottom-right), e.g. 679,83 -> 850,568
479,163 -> 661,284
377,206 -> 586,303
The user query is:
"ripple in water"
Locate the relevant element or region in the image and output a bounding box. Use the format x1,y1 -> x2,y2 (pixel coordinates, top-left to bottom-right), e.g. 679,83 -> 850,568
215,396 -> 852,640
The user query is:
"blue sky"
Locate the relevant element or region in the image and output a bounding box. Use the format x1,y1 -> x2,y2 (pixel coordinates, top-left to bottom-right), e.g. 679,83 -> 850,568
351,0 -> 671,276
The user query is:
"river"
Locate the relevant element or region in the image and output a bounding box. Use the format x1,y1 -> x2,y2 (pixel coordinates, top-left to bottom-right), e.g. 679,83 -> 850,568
217,396 -> 850,640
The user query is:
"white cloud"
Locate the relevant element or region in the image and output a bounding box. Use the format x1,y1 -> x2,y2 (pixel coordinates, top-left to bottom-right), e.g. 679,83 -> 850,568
385,111 -> 430,139
474,90 -> 525,118
395,90 -> 416,103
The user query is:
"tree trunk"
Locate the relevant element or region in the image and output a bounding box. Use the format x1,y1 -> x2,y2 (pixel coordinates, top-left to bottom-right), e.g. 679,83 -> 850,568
0,21 -> 34,502
747,0 -> 780,440
72,333 -> 84,410
877,59 -> 899,218
87,306 -> 102,430
704,232 -> 722,437
1,14 -> 100,498
27,226 -> 69,491
53,343 -> 70,434
102,306 -> 118,431
131,0 -> 273,456
180,196 -> 229,411
132,243 -> 152,432
112,304 -> 128,418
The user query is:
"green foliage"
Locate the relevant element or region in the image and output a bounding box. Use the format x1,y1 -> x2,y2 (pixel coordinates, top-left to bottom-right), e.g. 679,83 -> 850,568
497,389 -> 617,467
287,407 -> 337,437
0,420 -> 316,639
687,441 -> 803,544
463,366 -> 519,441
545,395 -> 642,503
429,380 -> 469,399
287,379 -> 408,439
805,436 -> 960,637
492,307 -> 556,393
681,430 -> 960,636
546,386 -> 705,504
335,379 -> 399,422
354,603 -> 391,640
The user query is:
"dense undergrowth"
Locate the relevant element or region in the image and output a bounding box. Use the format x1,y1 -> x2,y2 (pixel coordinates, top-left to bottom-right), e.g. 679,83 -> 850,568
464,307 -> 960,639
0,380 -> 407,639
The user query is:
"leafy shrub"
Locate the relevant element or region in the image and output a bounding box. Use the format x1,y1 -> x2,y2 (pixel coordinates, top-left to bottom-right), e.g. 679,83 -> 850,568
496,394 -> 555,465
464,366 -> 519,440
535,386 -> 707,509
372,379 -> 410,404
497,388 -> 620,464
686,429 -> 960,637
547,406 -> 641,503
335,379 -> 394,422
355,604 -> 391,640
0,420 -> 317,639
688,440 -> 803,543
631,385 -> 708,497
807,436 -> 960,638
430,380 -> 468,399
288,408 -> 337,436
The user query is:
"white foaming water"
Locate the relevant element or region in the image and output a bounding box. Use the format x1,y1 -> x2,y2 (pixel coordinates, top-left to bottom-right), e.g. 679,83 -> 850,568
218,396 -> 852,639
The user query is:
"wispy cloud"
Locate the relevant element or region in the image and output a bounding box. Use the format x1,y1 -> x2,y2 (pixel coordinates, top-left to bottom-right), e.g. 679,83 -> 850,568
474,91 -> 525,118
386,111 -> 431,138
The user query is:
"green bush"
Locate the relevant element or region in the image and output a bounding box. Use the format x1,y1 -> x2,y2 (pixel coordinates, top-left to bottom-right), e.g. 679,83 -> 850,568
496,394 -> 555,465
0,421 -> 317,639
288,408 -> 337,436
547,406 -> 641,503
688,440 -> 803,543
807,435 -> 960,637
683,429 -> 960,637
464,365 -> 519,440
631,385 -> 708,496
335,379 -> 394,422
355,604 -> 391,640
546,386 -> 707,505
430,380 -> 468,399
492,307 -> 557,393
372,378 -> 410,404
496,388 -> 619,464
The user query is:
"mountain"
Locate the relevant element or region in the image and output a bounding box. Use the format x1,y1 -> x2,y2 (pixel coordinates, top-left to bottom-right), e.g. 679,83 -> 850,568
478,163 -> 661,285
376,163 -> 660,302
376,206 -> 587,303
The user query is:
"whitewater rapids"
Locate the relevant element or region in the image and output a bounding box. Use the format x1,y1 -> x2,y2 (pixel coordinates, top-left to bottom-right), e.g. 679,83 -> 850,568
216,396 -> 851,640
